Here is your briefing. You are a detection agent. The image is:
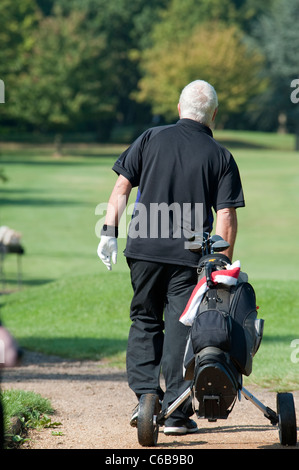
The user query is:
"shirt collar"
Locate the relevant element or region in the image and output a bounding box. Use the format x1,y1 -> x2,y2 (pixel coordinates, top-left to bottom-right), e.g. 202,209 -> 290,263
176,118 -> 213,138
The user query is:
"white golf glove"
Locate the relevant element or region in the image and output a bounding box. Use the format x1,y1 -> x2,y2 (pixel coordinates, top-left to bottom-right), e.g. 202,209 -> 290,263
97,235 -> 118,271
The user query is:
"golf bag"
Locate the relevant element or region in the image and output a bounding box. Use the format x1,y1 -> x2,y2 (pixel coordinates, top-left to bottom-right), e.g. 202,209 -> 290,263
183,253 -> 264,420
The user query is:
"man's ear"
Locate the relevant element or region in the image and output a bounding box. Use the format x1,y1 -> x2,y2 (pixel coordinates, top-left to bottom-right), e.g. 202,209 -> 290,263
178,103 -> 181,117
212,107 -> 218,122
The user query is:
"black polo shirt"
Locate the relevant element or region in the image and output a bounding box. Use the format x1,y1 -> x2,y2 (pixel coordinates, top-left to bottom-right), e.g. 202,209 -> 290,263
112,118 -> 245,267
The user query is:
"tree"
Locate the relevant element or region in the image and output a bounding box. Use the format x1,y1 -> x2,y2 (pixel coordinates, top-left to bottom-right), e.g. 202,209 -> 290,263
149,0 -> 238,45
0,0 -> 40,126
250,0 -> 299,135
57,0 -> 170,128
5,0 -> 171,139
8,7 -> 113,144
230,0 -> 277,33
136,22 -> 267,125
0,0 -> 38,74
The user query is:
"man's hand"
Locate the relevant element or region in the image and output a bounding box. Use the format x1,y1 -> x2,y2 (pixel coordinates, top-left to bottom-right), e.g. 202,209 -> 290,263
97,235 -> 118,271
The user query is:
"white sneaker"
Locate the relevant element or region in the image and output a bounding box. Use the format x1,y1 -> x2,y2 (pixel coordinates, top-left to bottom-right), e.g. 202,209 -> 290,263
164,418 -> 198,435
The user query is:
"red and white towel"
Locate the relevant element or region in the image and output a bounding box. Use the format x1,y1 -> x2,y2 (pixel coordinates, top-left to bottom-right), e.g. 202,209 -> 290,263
179,260 -> 241,326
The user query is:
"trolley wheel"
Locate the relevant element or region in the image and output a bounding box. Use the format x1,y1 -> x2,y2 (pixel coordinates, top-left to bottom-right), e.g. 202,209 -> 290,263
277,392 -> 297,446
137,394 -> 160,447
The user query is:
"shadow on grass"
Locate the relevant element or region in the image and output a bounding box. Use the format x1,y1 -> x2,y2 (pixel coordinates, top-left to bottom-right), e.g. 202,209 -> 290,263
0,279 -> 55,296
215,138 -> 270,150
17,336 -> 128,361
0,196 -> 90,207
261,334 -> 296,344
0,156 -> 117,166
1,338 -> 129,382
214,134 -> 295,151
2,278 -> 54,287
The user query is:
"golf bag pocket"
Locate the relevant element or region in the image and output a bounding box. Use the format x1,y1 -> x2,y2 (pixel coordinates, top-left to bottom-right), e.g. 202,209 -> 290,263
191,309 -> 231,355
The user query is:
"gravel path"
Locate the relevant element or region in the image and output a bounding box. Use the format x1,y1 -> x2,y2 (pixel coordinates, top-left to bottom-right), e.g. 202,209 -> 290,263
1,350 -> 298,450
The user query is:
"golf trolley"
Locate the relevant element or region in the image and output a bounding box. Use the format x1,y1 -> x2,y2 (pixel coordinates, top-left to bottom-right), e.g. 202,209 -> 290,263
136,233 -> 297,447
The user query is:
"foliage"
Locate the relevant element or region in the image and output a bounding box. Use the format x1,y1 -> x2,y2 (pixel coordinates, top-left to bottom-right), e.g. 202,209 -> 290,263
58,0 -> 169,50
59,0 -> 170,128
0,0 -> 170,138
249,0 -> 299,132
230,0 -> 277,32
0,0 -> 39,76
1,389 -> 55,447
0,0 -> 294,135
150,0 -> 238,44
8,6 -> 112,135
253,0 -> 299,79
0,0 -> 39,124
136,22 -> 267,123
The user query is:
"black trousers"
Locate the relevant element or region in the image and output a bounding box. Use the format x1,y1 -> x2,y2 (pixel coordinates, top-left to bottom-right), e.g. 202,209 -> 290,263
126,258 -> 197,421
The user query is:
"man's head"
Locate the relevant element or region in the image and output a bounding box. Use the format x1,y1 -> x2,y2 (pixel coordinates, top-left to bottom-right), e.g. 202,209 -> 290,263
178,80 -> 218,127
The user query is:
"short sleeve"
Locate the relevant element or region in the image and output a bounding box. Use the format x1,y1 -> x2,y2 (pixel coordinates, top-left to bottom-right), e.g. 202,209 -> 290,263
112,132 -> 147,187
214,152 -> 245,211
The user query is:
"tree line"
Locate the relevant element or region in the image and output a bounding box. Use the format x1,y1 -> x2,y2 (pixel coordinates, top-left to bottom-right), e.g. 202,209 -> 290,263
0,0 -> 298,142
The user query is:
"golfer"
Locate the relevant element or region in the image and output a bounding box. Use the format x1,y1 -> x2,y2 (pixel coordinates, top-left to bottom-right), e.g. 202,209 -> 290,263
97,80 -> 245,435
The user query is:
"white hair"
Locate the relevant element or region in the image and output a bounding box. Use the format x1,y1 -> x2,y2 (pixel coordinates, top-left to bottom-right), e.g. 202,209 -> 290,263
179,80 -> 218,127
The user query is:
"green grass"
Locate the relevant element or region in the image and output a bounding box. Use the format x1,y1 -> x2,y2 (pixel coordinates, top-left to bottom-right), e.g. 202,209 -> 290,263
0,132 -> 298,390
245,280 -> 299,391
1,389 -> 54,447
0,144 -> 134,286
214,129 -> 296,151
233,147 -> 299,281
0,272 -> 132,363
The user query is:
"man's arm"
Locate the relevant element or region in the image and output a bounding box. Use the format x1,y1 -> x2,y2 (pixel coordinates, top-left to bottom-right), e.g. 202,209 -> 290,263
97,174 -> 132,270
104,174 -> 132,227
215,207 -> 238,261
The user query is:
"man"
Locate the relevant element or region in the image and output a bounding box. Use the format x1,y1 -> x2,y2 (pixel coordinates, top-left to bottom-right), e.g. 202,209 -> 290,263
97,80 -> 245,435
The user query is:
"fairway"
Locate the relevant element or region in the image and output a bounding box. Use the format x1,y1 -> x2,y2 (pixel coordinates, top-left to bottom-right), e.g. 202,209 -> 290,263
0,132 -> 298,389
0,144 -> 134,286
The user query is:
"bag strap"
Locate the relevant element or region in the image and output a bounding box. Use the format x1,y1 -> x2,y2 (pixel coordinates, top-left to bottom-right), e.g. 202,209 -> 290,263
206,288 -> 217,309
217,286 -> 231,314
202,285 -> 231,313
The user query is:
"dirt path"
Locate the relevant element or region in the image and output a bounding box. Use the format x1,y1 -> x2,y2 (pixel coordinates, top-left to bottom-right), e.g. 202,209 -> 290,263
1,350 -> 298,450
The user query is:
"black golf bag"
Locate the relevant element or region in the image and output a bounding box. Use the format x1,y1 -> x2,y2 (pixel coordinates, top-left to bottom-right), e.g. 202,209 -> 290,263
183,253 -> 264,421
